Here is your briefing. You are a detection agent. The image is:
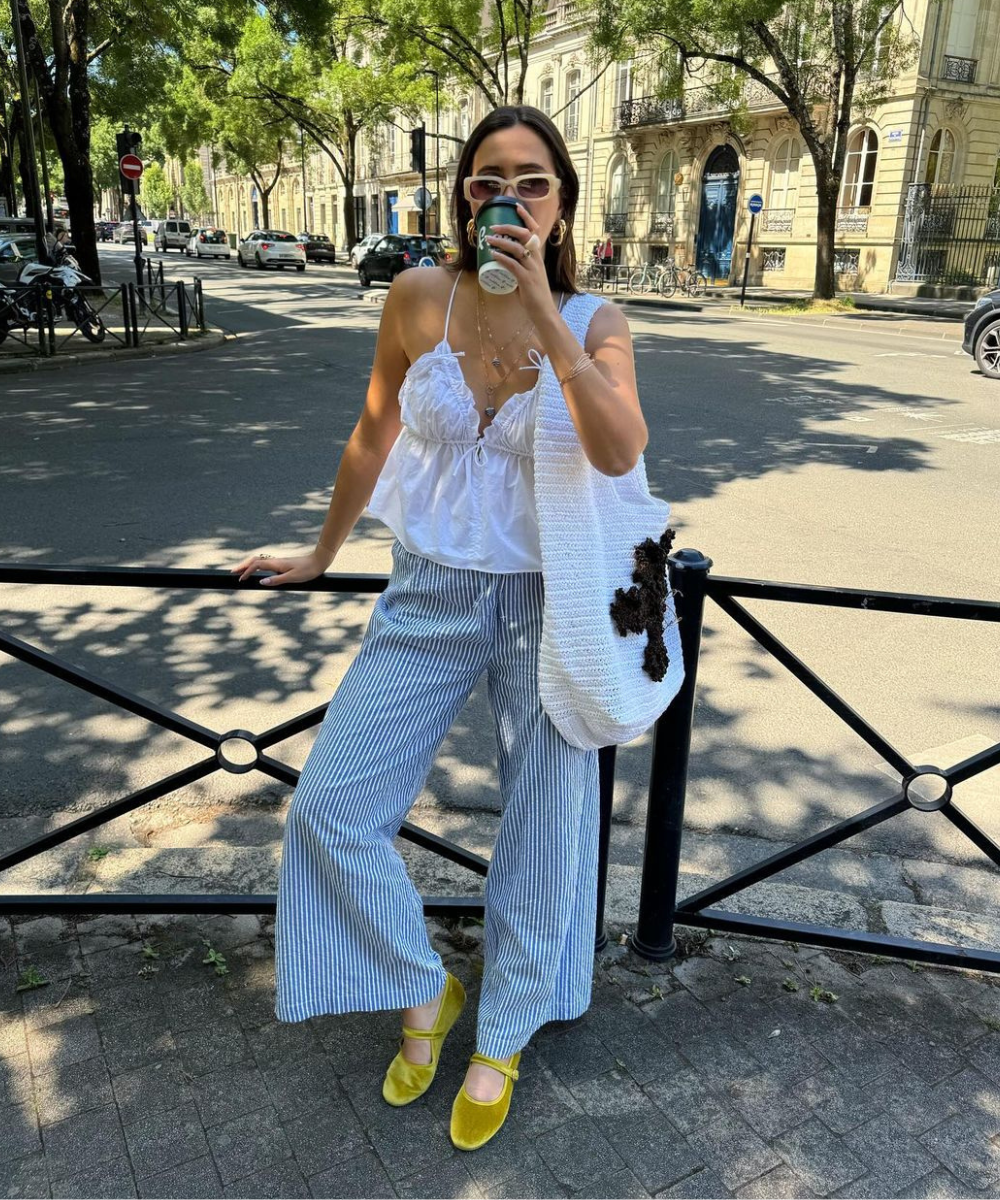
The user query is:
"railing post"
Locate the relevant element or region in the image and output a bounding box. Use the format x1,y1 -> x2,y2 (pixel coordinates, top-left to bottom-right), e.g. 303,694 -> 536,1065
121,284 -> 133,348
176,282 -> 188,339
194,278 -> 206,331
630,547 -> 713,961
42,287 -> 56,356
127,283 -> 140,344
594,744 -> 617,952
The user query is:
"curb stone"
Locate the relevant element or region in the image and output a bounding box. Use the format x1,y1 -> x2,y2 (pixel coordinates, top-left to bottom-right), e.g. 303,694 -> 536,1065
0,328 -> 234,375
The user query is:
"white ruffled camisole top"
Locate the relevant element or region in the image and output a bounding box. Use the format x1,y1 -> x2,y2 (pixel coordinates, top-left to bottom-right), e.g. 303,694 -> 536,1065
367,273 -> 570,573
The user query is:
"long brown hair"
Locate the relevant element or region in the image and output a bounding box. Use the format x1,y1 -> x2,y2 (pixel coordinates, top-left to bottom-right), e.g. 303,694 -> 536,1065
447,105 -> 581,295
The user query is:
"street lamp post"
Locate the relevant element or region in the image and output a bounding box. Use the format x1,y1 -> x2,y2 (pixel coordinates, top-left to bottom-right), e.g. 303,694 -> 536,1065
299,124 -> 308,234
420,69 -> 441,235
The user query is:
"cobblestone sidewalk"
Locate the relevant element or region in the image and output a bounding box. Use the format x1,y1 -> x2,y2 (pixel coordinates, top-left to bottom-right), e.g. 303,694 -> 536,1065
2,912 -> 1000,1199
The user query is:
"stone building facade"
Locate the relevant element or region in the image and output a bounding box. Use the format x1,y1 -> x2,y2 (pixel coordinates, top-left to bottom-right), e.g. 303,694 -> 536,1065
207,0 -> 1000,291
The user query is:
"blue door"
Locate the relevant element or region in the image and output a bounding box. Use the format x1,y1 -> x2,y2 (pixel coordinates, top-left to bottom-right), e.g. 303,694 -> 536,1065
696,146 -> 740,283
386,191 -> 399,234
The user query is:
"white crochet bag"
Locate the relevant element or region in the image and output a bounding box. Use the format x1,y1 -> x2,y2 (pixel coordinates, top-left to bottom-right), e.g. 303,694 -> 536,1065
532,291 -> 685,749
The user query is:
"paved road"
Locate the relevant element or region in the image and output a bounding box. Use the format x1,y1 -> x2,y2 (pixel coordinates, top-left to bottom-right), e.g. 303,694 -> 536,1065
2,245 -> 997,914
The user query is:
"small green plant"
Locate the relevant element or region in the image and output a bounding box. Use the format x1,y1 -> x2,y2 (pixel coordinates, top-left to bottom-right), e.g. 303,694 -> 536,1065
15,966 -> 49,992
201,940 -> 229,977
735,974 -> 752,987
650,983 -> 664,1000
810,985 -> 839,1004
86,846 -> 111,861
141,941 -> 161,960
905,961 -> 922,973
782,978 -> 800,992
983,1017 -> 1000,1032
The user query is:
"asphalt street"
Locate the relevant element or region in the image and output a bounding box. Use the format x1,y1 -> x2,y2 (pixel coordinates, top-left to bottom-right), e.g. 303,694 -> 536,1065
2,244 -> 997,915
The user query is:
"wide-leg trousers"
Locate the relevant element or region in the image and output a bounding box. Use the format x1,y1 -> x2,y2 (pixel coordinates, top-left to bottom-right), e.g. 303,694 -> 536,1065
273,539 -> 600,1060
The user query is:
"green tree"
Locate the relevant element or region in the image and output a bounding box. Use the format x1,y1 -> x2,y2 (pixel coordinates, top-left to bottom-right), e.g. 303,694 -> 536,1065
141,162 -> 174,217
181,159 -> 211,221
591,0 -> 918,297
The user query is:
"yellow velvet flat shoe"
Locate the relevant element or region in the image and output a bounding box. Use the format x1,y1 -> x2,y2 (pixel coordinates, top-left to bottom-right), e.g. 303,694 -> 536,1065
381,972 -> 466,1107
449,1050 -> 522,1151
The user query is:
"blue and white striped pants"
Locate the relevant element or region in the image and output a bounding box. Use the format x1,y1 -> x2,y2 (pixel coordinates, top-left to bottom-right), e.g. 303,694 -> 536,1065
273,540 -> 600,1059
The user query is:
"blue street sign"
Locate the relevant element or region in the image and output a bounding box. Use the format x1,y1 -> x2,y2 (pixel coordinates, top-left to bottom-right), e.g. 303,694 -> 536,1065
748,193 -> 764,214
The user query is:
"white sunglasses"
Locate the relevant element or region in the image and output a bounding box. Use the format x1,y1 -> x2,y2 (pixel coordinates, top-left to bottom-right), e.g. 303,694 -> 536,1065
463,173 -> 562,202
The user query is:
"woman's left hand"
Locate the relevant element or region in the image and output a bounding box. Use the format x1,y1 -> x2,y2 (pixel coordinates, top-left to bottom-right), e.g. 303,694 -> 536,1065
485,204 -> 560,326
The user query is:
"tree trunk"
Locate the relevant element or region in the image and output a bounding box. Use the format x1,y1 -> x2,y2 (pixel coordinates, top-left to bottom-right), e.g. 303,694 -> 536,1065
61,153 -> 100,281
343,132 -> 357,248
814,177 -> 838,299
341,179 -> 357,249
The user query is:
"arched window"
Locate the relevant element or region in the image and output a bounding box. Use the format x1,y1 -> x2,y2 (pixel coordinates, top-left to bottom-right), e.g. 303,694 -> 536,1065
768,137 -> 801,209
925,128 -> 956,186
655,151 -> 677,216
615,60 -> 633,109
539,77 -> 553,117
840,128 -> 879,208
458,102 -> 470,141
564,71 -> 581,141
608,155 -> 629,212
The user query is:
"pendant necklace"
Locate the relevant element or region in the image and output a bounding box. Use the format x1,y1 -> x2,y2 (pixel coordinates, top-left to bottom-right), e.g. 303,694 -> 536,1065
475,290 -> 535,421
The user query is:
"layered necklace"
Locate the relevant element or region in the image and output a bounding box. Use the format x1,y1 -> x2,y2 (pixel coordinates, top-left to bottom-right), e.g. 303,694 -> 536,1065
475,287 -> 536,421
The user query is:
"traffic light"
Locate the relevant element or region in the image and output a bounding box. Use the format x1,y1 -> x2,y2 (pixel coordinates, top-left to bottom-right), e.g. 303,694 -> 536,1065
409,127 -> 425,174
117,126 -> 143,193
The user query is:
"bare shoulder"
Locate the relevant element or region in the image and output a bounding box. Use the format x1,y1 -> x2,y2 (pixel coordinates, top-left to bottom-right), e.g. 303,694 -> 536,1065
384,267 -> 462,362
584,298 -> 633,352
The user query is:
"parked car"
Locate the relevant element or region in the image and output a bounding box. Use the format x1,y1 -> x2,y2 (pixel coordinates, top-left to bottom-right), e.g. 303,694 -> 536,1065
298,233 -> 337,264
185,227 -> 232,259
112,221 -> 147,244
357,235 -> 446,286
236,230 -> 306,271
350,233 -> 382,268
154,218 -> 193,252
963,289 -> 1000,380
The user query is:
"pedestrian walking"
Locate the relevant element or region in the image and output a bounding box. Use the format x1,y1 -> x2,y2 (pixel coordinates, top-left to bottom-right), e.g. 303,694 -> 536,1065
230,104 -> 683,1152
602,234 -> 614,279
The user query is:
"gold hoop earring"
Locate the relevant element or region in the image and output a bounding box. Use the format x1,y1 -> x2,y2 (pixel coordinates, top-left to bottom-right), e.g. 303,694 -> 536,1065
466,218 -> 476,243
549,218 -> 567,247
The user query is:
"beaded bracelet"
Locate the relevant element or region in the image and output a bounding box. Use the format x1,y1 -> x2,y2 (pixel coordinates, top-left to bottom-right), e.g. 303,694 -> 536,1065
558,352 -> 594,386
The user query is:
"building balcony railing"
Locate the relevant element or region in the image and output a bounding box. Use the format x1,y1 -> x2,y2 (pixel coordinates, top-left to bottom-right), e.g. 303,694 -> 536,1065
543,0 -> 582,30
603,211 -> 627,235
762,208 -> 795,233
836,206 -> 871,235
618,74 -> 783,130
649,211 -> 675,236
942,55 -> 977,84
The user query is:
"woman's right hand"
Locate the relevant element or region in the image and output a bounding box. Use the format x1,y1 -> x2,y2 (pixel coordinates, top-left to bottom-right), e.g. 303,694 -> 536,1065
229,549 -> 331,586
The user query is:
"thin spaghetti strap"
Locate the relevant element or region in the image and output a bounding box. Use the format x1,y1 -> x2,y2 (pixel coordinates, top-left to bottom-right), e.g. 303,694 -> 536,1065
443,273 -> 462,345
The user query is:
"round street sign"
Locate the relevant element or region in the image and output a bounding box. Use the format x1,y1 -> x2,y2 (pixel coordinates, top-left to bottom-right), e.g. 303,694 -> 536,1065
120,154 -> 143,181
414,186 -> 433,211
748,193 -> 764,214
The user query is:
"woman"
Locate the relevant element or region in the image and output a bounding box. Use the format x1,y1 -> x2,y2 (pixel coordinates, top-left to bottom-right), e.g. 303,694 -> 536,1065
229,105 -> 651,1150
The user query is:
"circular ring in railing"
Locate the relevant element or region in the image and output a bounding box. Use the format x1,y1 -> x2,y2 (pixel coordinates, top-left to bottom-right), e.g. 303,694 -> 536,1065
903,766 -> 951,812
216,730 -> 261,774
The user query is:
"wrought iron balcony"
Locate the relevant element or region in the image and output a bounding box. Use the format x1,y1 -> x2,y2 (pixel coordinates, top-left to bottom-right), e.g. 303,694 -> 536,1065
649,211 -> 675,236
618,97 -> 684,128
836,206 -> 870,235
618,75 -> 783,129
942,55 -> 977,84
762,209 -> 795,233
603,211 -> 627,235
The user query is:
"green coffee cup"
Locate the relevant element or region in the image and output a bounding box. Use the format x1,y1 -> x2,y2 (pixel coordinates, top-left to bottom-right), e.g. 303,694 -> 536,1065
474,195 -> 525,294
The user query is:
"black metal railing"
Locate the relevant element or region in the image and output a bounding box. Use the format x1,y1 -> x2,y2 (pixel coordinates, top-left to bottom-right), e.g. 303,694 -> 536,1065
603,211 -> 627,235
942,55 -> 976,83
631,550 -> 1000,975
0,564 -> 621,952
618,75 -> 782,129
0,276 -> 208,357
895,182 -> 1000,287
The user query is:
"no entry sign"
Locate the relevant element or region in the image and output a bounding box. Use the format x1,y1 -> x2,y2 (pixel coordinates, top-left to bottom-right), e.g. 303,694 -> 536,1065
119,154 -> 143,181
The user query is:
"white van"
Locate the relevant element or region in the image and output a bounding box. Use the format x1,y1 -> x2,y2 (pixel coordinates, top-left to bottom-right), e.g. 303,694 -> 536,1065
154,219 -> 193,252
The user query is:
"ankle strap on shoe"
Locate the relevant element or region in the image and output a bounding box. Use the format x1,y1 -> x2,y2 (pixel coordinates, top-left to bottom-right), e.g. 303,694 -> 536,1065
400,1025 -> 439,1039
469,1052 -> 520,1081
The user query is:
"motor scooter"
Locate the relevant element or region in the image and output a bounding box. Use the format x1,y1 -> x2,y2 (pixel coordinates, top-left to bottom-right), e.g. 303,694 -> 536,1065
0,238 -> 107,343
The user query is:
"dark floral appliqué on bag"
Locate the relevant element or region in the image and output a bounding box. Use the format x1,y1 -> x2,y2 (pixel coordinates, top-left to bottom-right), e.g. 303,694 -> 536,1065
609,526 -> 679,682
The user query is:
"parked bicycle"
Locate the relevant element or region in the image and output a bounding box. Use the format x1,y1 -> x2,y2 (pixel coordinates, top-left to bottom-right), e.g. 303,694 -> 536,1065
627,262 -> 671,294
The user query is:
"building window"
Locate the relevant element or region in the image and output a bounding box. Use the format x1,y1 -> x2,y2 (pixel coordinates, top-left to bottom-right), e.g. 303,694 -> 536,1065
840,128 -> 879,209
834,247 -> 861,274
539,77 -> 553,117
458,102 -> 470,142
768,137 -> 801,210
762,247 -> 786,272
564,71 -> 581,141
387,122 -> 397,170
654,151 -> 677,221
945,0 -> 978,56
924,128 -> 956,186
615,61 -> 632,110
607,154 -> 629,220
